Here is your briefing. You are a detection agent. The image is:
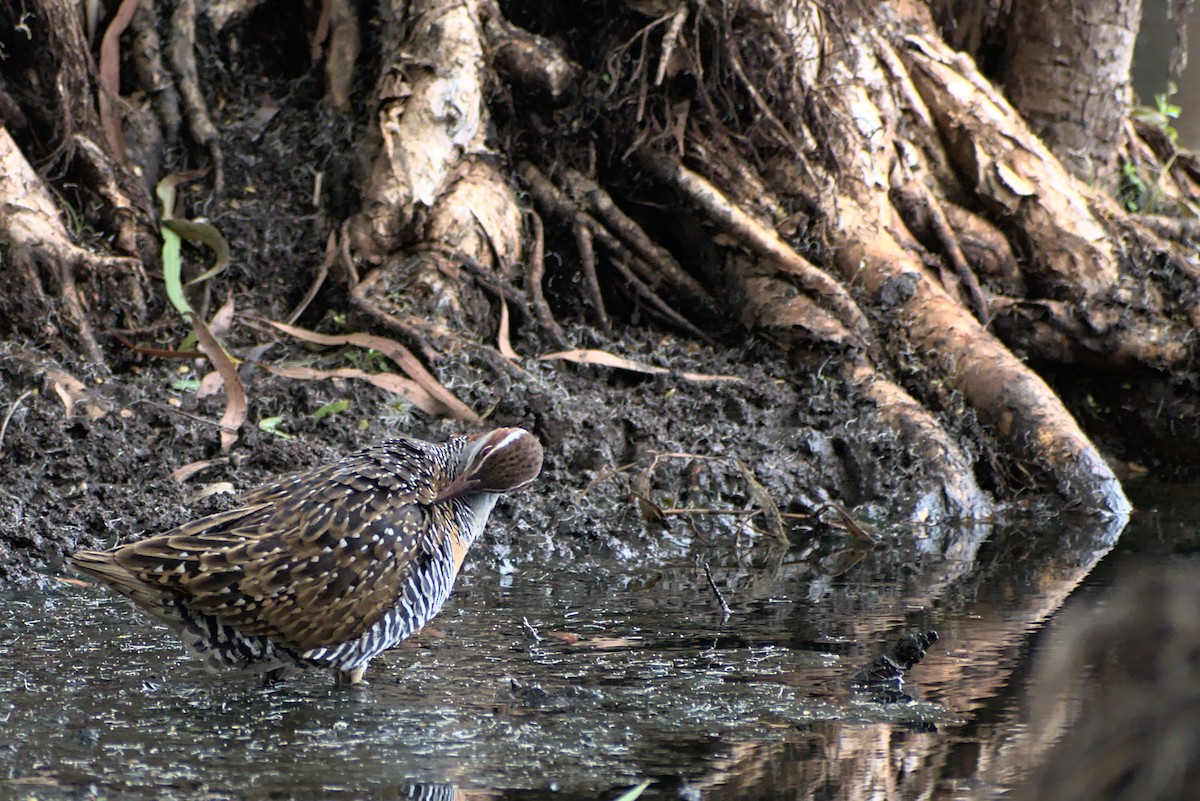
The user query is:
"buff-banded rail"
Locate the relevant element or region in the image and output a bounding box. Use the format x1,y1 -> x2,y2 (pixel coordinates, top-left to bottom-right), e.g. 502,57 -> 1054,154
70,428 -> 543,687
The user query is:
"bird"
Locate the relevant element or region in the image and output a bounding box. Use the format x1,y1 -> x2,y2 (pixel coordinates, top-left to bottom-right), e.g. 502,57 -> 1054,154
69,427 -> 543,687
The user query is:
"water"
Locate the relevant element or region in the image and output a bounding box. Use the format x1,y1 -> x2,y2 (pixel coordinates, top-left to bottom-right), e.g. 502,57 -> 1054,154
0,484 -> 1193,800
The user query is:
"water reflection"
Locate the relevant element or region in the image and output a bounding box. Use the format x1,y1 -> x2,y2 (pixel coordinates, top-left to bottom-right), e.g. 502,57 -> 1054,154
0,502 -> 1166,800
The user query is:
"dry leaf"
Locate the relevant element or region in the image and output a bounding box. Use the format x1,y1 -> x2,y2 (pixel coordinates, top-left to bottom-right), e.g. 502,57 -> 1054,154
539,348 -> 741,383
170,458 -> 229,483
497,295 -> 520,361
185,481 -> 236,504
196,370 -> 225,399
208,294 -> 236,339
193,317 -> 247,453
45,369 -> 107,420
265,320 -> 479,421
261,364 -> 448,418
46,369 -> 87,417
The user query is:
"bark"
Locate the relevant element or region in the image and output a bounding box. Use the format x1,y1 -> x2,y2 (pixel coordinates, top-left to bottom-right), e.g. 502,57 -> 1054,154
1003,0 -> 1142,184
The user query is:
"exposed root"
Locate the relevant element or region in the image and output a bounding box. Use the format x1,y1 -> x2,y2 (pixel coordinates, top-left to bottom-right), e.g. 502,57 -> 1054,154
572,222 -> 610,333
901,35 -> 1118,300
323,0 -> 360,112
889,159 -> 989,323
836,197 -> 1130,516
0,128 -> 140,365
560,167 -> 721,321
526,212 -> 568,348
654,1 -> 689,87
486,15 -> 578,102
518,160 -> 709,340
638,150 -> 875,348
131,1 -> 181,146
170,0 -> 225,194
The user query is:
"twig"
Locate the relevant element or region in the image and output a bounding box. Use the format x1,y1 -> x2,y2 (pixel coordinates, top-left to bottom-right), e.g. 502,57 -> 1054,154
286,229 -> 338,324
659,507 -> 759,517
521,616 -> 542,644
527,211 -> 569,348
655,0 -> 689,86
573,222 -> 610,332
816,503 -> 878,543
0,390 -> 33,455
702,562 -> 732,621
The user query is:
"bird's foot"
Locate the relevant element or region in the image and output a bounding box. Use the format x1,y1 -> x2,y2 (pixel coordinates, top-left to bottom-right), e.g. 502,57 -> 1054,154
334,666 -> 368,688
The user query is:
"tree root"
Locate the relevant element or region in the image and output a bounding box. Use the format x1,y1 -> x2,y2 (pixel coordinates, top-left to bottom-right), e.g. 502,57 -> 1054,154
559,167 -> 721,321
900,35 -> 1119,300
519,160 -> 710,340
527,212 -> 568,348
835,200 -> 1130,516
638,149 -> 875,348
170,0 -> 224,194
0,128 -> 140,366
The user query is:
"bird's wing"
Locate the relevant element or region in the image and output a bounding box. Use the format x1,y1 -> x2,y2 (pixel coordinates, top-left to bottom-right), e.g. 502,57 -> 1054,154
105,441 -> 451,652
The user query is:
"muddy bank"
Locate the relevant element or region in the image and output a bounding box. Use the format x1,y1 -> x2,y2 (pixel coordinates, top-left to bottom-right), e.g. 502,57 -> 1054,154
0,322 -> 980,588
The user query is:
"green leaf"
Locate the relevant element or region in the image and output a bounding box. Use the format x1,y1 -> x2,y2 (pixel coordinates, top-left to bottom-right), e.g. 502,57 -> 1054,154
163,217 -> 231,286
171,377 -> 200,392
610,781 -> 652,801
161,224 -> 192,317
311,399 -> 350,421
257,416 -> 292,439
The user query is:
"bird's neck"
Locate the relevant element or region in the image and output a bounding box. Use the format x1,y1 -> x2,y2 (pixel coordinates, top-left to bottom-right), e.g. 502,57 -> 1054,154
449,493 -> 500,573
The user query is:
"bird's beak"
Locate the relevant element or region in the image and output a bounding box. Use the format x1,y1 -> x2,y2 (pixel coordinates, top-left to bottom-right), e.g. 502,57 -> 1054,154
433,474 -> 481,504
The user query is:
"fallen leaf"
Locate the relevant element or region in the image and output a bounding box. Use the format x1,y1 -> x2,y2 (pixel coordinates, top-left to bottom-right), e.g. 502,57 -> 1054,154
208,294 -> 236,339
196,370 -> 225,399
192,317 -> 247,453
497,295 -> 520,361
265,320 -> 479,421
46,369 -> 87,417
170,458 -> 229,483
539,348 -> 741,383
186,481 -> 236,504
261,364 -> 449,419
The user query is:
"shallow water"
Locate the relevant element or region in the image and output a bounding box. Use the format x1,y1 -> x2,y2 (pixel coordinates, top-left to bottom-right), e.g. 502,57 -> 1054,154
1,483 -> 1193,800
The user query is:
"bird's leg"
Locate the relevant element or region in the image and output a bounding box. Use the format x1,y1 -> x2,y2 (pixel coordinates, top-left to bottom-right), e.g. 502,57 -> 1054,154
261,666 -> 297,686
335,666 -> 368,687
